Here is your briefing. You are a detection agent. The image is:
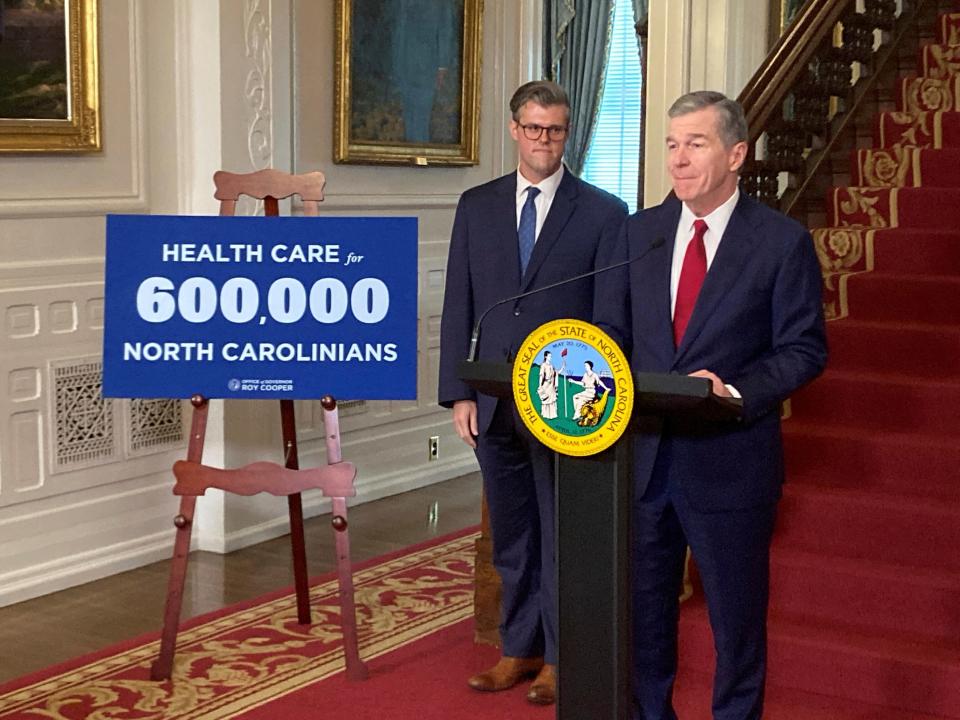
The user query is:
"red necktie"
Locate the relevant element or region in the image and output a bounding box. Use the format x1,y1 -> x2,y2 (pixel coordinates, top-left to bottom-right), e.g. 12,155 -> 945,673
673,219 -> 708,347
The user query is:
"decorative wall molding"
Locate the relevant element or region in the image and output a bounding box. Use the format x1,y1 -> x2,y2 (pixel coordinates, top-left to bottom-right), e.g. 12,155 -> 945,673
173,0 -> 224,216
0,273 -> 186,509
0,258 -> 103,283
519,0 -> 544,81
127,0 -> 149,216
0,197 -> 151,219
645,0 -> 693,206
0,4 -> 148,219
245,0 -> 273,172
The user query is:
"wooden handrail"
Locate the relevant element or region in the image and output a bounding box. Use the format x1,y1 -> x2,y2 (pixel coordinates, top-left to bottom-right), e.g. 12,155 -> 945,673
739,0 -> 852,147
736,0 -> 940,225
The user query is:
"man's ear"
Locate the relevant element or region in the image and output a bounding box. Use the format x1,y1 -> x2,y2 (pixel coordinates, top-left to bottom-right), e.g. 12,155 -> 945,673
729,141 -> 748,173
509,120 -> 520,143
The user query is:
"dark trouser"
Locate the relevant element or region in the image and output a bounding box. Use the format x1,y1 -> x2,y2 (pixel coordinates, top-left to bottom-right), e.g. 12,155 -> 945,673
632,437 -> 777,720
474,401 -> 557,664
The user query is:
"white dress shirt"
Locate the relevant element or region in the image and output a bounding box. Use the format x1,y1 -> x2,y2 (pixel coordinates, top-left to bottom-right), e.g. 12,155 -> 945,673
669,187 -> 740,318
669,187 -> 742,397
516,165 -> 565,240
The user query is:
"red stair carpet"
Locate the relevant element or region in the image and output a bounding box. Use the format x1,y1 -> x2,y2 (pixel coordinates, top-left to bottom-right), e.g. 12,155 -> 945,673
675,8 -> 960,719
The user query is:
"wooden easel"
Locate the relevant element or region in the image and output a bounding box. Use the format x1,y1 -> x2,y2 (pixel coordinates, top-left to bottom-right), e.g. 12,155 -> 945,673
150,169 -> 368,683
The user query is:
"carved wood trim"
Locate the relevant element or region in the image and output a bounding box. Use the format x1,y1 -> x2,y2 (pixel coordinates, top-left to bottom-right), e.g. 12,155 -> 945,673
172,459 -> 358,498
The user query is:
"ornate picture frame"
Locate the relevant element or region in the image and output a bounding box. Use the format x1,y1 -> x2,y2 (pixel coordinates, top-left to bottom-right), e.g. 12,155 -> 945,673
334,0 -> 482,167
0,0 -> 101,153
769,0 -> 805,48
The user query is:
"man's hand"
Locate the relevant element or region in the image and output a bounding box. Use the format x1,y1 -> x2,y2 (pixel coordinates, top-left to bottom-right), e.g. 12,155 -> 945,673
688,370 -> 733,397
452,399 -> 479,449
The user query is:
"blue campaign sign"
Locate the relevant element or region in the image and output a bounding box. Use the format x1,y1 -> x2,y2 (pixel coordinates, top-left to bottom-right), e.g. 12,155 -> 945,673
102,215 -> 418,400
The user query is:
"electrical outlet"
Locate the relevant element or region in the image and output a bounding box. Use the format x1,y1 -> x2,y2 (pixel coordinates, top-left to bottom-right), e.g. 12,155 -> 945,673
428,435 -> 439,460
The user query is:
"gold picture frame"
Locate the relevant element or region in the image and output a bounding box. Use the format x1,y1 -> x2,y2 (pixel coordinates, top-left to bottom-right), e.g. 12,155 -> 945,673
334,0 -> 482,167
768,0 -> 805,48
0,0 -> 101,153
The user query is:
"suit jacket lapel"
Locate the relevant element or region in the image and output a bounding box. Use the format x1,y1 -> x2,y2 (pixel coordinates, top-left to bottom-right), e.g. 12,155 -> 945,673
636,202 -> 681,366
520,170 -> 577,292
491,174 -> 523,291
673,193 -> 759,364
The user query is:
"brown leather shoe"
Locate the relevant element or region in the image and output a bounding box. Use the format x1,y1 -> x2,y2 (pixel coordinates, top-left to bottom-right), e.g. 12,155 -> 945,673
467,656 -> 544,692
526,663 -> 556,705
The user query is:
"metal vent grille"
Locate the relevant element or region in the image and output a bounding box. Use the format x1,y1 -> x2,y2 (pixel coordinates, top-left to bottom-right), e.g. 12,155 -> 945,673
335,399 -> 367,416
128,398 -> 184,455
52,359 -> 116,470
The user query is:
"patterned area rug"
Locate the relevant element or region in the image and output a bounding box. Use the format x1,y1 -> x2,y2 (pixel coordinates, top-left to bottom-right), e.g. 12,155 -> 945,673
0,529 -> 479,720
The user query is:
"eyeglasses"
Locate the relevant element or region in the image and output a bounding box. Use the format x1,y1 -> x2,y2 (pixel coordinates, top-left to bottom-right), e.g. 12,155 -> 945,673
518,123 -> 569,141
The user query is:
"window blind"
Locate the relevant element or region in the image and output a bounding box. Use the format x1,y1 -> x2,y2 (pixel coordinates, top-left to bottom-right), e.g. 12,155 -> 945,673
581,0 -> 643,213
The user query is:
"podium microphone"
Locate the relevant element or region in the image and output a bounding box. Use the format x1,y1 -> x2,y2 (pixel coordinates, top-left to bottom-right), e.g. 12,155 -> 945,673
466,236 -> 666,362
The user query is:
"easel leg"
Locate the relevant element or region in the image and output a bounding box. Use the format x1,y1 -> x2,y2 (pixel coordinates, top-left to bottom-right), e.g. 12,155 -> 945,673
152,395 -> 209,681
280,399 -> 311,624
332,497 -> 368,680
151,495 -> 196,681
288,493 -> 312,624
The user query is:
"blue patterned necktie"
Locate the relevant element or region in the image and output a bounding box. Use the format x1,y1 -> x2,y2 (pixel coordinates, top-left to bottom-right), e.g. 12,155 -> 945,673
518,186 -> 541,275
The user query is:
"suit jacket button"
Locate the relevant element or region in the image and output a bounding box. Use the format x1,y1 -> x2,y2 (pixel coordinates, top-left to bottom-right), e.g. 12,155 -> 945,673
513,309 -> 521,316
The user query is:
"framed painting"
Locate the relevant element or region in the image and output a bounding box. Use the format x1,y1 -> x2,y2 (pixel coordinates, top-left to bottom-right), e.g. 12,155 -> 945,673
334,0 -> 482,166
0,0 -> 100,153
768,0 -> 806,48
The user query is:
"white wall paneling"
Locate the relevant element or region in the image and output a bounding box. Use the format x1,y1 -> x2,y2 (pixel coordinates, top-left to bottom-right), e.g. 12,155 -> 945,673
0,259 -> 189,605
0,0 -> 190,606
0,477 -> 180,606
170,0 -> 225,217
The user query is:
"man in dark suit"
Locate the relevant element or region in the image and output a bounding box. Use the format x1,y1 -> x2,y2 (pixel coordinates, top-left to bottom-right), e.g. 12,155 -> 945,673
595,91 -> 827,719
438,80 -> 627,706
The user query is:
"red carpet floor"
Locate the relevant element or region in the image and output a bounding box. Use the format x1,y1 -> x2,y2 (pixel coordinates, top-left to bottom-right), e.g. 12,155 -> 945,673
235,618 -> 951,720
672,6 -> 960,719
0,524 -> 939,720
0,529 -> 482,720
234,619 -> 552,720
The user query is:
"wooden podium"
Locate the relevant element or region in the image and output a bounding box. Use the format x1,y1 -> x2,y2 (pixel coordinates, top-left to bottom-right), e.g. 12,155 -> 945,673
458,360 -> 742,720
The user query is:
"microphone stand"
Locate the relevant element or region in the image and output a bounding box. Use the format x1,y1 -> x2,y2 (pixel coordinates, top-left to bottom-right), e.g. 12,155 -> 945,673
465,236 -> 665,362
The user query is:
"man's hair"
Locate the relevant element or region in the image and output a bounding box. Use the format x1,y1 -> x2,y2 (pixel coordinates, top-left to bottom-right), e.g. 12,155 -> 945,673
668,91 -> 748,147
509,80 -> 570,121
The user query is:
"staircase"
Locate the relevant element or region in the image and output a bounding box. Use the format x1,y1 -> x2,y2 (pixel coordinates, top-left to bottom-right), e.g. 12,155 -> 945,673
676,8 -> 960,719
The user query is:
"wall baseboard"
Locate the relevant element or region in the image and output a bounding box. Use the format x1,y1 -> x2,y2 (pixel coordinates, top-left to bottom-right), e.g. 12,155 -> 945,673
0,529 -> 189,608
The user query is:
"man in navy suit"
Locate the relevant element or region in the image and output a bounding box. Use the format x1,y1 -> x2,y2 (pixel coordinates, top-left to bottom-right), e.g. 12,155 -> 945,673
438,80 -> 627,706
595,91 -> 827,719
